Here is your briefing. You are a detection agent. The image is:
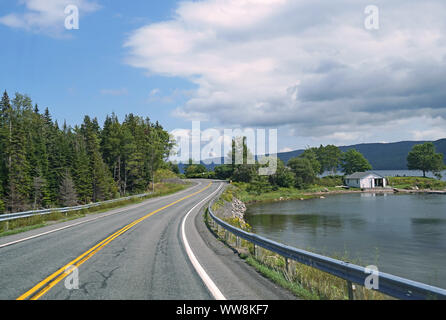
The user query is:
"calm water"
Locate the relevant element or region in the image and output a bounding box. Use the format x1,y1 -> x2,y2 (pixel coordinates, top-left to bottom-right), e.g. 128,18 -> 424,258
246,193 -> 446,289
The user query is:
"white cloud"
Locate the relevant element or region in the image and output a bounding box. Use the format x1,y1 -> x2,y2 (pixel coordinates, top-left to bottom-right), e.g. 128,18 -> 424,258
124,0 -> 446,145
0,0 -> 100,35
149,88 -> 160,97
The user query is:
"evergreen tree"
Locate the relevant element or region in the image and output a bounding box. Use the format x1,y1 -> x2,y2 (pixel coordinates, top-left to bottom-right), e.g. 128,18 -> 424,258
0,90 -> 174,212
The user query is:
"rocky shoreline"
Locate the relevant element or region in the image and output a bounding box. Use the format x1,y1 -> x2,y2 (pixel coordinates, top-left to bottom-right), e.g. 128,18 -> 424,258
214,196 -> 247,222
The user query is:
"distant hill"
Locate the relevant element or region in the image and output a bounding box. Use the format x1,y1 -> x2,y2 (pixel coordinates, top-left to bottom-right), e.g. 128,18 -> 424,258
179,139 -> 446,172
278,139 -> 446,170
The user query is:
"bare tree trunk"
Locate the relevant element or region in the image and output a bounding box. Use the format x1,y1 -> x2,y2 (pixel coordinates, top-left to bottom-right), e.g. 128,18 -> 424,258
118,155 -> 122,196
152,166 -> 155,193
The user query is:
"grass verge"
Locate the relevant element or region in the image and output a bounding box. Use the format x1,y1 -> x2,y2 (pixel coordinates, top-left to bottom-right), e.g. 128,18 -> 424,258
243,255 -> 319,300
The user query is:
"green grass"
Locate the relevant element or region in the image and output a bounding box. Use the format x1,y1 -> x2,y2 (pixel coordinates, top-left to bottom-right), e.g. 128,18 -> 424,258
231,182 -> 347,204
0,182 -> 190,238
387,176 -> 446,190
244,256 -> 319,300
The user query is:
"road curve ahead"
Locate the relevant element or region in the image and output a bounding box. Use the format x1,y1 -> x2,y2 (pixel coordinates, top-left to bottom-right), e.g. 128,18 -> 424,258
0,180 -> 295,300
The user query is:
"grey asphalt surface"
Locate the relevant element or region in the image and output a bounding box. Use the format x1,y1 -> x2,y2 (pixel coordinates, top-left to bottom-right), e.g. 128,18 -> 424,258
0,180 -> 296,300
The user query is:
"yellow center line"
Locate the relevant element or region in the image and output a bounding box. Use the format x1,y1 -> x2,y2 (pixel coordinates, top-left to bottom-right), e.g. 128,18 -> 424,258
17,182 -> 212,301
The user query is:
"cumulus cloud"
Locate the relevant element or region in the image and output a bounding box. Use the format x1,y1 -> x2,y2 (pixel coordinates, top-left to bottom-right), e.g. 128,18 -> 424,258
0,0 -> 100,35
124,0 -> 446,145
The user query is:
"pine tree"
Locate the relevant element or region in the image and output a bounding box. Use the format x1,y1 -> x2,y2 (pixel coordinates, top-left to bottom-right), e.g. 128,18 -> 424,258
81,116 -> 116,202
0,91 -> 174,211
0,91 -> 11,202
72,132 -> 93,203
6,94 -> 33,212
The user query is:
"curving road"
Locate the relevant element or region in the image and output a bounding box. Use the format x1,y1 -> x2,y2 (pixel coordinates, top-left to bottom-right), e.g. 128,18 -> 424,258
0,180 -> 295,300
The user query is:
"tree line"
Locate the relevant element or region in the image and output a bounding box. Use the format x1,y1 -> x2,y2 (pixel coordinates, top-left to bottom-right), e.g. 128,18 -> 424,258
0,91 -> 174,213
207,138 -> 445,192
205,139 -> 373,192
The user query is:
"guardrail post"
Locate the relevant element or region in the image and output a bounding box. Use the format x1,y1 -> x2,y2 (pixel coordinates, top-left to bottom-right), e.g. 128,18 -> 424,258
236,236 -> 240,248
5,221 -> 9,231
285,258 -> 292,275
254,244 -> 259,259
347,280 -> 355,300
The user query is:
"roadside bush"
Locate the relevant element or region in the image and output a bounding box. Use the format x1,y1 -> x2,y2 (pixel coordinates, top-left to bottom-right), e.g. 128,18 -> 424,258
247,176 -> 275,195
154,168 -> 178,183
214,165 -> 234,180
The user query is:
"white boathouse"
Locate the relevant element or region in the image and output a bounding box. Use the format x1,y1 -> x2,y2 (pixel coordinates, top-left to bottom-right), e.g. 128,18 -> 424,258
344,172 -> 387,189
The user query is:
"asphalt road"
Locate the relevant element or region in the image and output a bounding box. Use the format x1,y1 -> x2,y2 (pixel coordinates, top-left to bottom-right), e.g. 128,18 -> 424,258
0,180 -> 295,300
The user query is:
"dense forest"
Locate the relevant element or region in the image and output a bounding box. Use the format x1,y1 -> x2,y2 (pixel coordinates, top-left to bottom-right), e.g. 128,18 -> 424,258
0,91 -> 174,213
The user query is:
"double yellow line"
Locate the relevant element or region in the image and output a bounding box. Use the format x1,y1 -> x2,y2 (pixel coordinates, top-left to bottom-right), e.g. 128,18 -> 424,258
17,182 -> 212,300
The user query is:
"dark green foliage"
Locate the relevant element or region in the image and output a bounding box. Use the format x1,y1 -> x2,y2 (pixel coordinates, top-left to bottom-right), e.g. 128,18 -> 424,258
268,159 -> 295,188
316,145 -> 342,174
341,149 -> 373,175
247,175 -> 274,195
214,164 -> 233,180
299,148 -> 322,175
168,162 -> 180,175
407,142 -> 445,178
185,161 -> 208,178
0,91 -> 174,213
288,157 -> 318,189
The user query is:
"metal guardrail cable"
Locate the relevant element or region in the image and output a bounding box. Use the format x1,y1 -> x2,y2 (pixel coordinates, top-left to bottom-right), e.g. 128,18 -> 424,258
207,202 -> 446,300
0,193 -> 152,223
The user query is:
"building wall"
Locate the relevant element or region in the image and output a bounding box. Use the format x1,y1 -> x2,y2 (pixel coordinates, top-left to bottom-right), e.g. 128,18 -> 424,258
360,178 -> 373,189
346,175 -> 387,189
345,179 -> 361,188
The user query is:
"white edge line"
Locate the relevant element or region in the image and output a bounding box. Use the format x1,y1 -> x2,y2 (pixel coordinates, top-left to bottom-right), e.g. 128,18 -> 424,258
0,181 -> 203,250
181,183 -> 227,301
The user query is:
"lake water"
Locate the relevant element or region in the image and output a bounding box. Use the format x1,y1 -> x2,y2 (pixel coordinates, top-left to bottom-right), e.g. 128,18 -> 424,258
246,193 -> 446,289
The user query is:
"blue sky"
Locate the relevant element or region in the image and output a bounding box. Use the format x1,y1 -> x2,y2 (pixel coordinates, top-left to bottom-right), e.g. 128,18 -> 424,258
0,1 -> 192,130
1,0 -> 446,155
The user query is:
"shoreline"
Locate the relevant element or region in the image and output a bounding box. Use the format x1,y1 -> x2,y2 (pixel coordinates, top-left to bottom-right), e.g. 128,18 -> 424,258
242,187 -> 446,206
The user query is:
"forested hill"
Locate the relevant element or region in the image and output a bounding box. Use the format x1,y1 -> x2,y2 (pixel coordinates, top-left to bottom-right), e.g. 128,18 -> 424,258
189,139 -> 446,172
0,91 -> 173,213
278,139 -> 446,170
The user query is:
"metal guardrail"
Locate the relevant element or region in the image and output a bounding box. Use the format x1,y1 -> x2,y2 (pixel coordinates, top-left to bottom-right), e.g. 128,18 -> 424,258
207,202 -> 446,300
0,193 -> 152,223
